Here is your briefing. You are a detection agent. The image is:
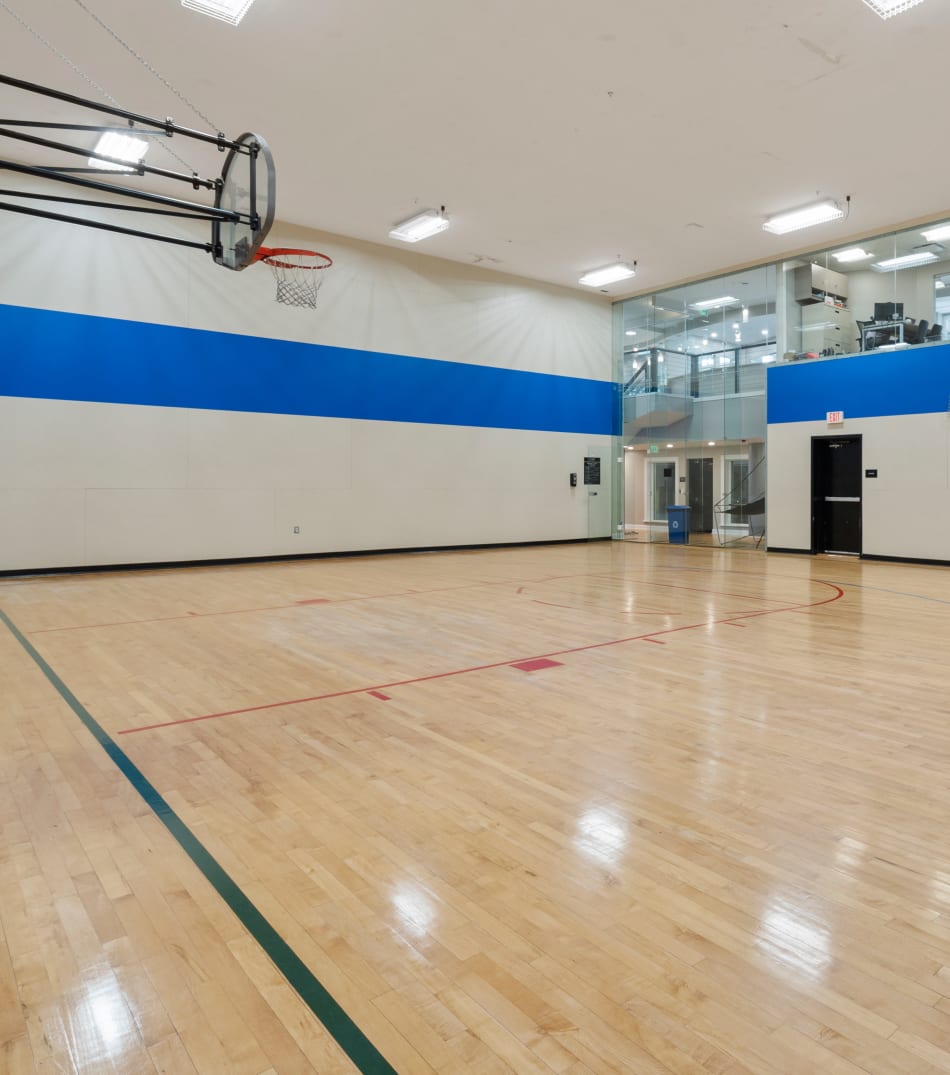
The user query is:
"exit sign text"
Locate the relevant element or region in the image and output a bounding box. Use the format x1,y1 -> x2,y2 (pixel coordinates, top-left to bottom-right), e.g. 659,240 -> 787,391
827,410 -> 844,425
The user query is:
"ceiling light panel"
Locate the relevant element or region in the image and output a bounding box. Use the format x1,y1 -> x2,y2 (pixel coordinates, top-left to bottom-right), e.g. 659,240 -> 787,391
389,209 -> 449,243
921,223 -> 950,243
579,263 -> 636,287
832,247 -> 873,263
89,131 -> 149,172
688,296 -> 736,310
181,0 -> 257,24
871,251 -> 938,271
861,0 -> 926,18
763,200 -> 844,235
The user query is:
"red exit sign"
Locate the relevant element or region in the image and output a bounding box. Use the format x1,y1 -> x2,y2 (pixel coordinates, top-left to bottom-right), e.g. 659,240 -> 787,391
827,410 -> 844,425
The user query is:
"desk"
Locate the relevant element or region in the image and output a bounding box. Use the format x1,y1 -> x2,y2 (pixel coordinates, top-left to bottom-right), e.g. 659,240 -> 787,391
860,320 -> 904,351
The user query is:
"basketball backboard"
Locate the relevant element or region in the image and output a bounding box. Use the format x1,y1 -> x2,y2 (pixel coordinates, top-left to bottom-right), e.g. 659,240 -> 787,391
213,132 -> 275,270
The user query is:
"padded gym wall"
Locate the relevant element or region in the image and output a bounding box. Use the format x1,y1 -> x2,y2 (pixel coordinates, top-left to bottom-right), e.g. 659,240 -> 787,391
0,207 -> 614,572
767,346 -> 950,561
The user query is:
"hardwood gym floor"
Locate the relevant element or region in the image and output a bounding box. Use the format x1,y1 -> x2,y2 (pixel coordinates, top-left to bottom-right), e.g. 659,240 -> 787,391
2,542 -> 950,1074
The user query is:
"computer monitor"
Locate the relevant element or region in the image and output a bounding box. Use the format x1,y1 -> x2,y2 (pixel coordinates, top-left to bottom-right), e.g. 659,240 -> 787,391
874,301 -> 904,321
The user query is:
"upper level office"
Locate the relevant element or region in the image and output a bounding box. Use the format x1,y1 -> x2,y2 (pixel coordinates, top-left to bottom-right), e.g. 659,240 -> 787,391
619,216 -> 950,447
616,215 -> 950,544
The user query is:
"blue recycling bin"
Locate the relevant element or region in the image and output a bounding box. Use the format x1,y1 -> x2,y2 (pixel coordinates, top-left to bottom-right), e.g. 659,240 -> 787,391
666,505 -> 691,544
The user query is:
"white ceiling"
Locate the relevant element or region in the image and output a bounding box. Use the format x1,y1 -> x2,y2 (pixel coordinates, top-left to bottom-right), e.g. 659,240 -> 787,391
2,0 -> 949,299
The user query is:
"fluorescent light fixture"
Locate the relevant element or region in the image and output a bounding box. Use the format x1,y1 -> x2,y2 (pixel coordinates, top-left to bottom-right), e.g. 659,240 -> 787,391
689,295 -> 736,310
861,0 -> 926,18
579,262 -> 636,287
761,329 -> 769,335
762,354 -> 776,363
742,307 -> 749,323
832,247 -> 873,263
921,223 -> 950,243
181,0 -> 257,24
763,200 -> 844,235
89,131 -> 148,172
937,281 -> 947,289
625,330 -> 637,336
872,251 -> 939,272
389,208 -> 449,244
708,442 -> 716,447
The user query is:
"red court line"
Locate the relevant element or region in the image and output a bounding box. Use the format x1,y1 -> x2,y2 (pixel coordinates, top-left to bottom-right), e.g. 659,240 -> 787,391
368,690 -> 391,701
116,582 -> 845,735
641,638 -> 666,645
593,575 -> 799,606
29,571 -> 606,634
30,562 -> 824,635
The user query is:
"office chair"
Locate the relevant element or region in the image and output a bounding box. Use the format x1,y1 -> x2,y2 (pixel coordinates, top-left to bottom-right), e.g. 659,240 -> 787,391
856,320 -> 875,350
915,319 -> 929,343
926,322 -> 942,342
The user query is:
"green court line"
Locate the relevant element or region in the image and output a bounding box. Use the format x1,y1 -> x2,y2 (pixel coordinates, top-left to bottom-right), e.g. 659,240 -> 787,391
0,608 -> 398,1075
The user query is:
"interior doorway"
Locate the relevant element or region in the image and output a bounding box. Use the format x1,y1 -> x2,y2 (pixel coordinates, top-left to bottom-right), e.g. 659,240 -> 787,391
687,457 -> 713,533
811,435 -> 862,555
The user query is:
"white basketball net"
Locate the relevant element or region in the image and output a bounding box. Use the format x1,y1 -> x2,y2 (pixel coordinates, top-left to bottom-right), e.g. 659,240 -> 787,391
260,250 -> 332,309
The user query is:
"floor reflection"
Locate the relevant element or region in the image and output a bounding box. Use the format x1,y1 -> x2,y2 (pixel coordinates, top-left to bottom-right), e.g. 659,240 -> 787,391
573,806 -> 628,867
757,896 -> 832,982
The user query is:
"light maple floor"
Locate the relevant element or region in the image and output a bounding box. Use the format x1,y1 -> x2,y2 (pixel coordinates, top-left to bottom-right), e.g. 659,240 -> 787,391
2,542 -> 950,1074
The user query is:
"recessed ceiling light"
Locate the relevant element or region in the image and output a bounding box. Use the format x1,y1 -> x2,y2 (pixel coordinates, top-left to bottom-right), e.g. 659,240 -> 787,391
921,223 -> 950,243
861,0 -> 926,18
89,131 -> 148,172
666,443 -> 674,448
181,0 -> 257,25
832,247 -> 873,263
688,296 -> 736,310
872,251 -> 939,272
710,332 -> 718,338
389,209 -> 449,243
763,200 -> 844,235
579,262 -> 636,287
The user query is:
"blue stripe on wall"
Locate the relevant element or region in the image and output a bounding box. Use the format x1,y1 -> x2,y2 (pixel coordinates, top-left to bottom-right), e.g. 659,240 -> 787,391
0,303 -> 618,436
767,344 -> 950,424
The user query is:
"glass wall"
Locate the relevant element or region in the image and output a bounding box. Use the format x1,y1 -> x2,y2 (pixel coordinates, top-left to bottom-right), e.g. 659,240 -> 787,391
620,265 -> 774,548
617,213 -> 950,549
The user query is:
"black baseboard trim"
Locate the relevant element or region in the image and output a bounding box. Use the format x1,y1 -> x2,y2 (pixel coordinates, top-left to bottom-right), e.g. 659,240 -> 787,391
765,546 -> 813,556
0,536 -> 612,580
861,553 -> 950,568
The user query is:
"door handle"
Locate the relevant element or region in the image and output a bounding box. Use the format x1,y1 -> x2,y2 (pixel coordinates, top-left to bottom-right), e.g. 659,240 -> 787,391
825,496 -> 860,503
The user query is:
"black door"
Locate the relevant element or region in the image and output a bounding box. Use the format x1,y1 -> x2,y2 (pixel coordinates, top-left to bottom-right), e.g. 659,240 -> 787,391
811,436 -> 862,554
688,457 -> 714,532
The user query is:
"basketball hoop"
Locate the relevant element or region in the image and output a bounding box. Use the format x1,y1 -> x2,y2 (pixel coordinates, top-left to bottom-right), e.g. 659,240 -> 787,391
254,247 -> 332,309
